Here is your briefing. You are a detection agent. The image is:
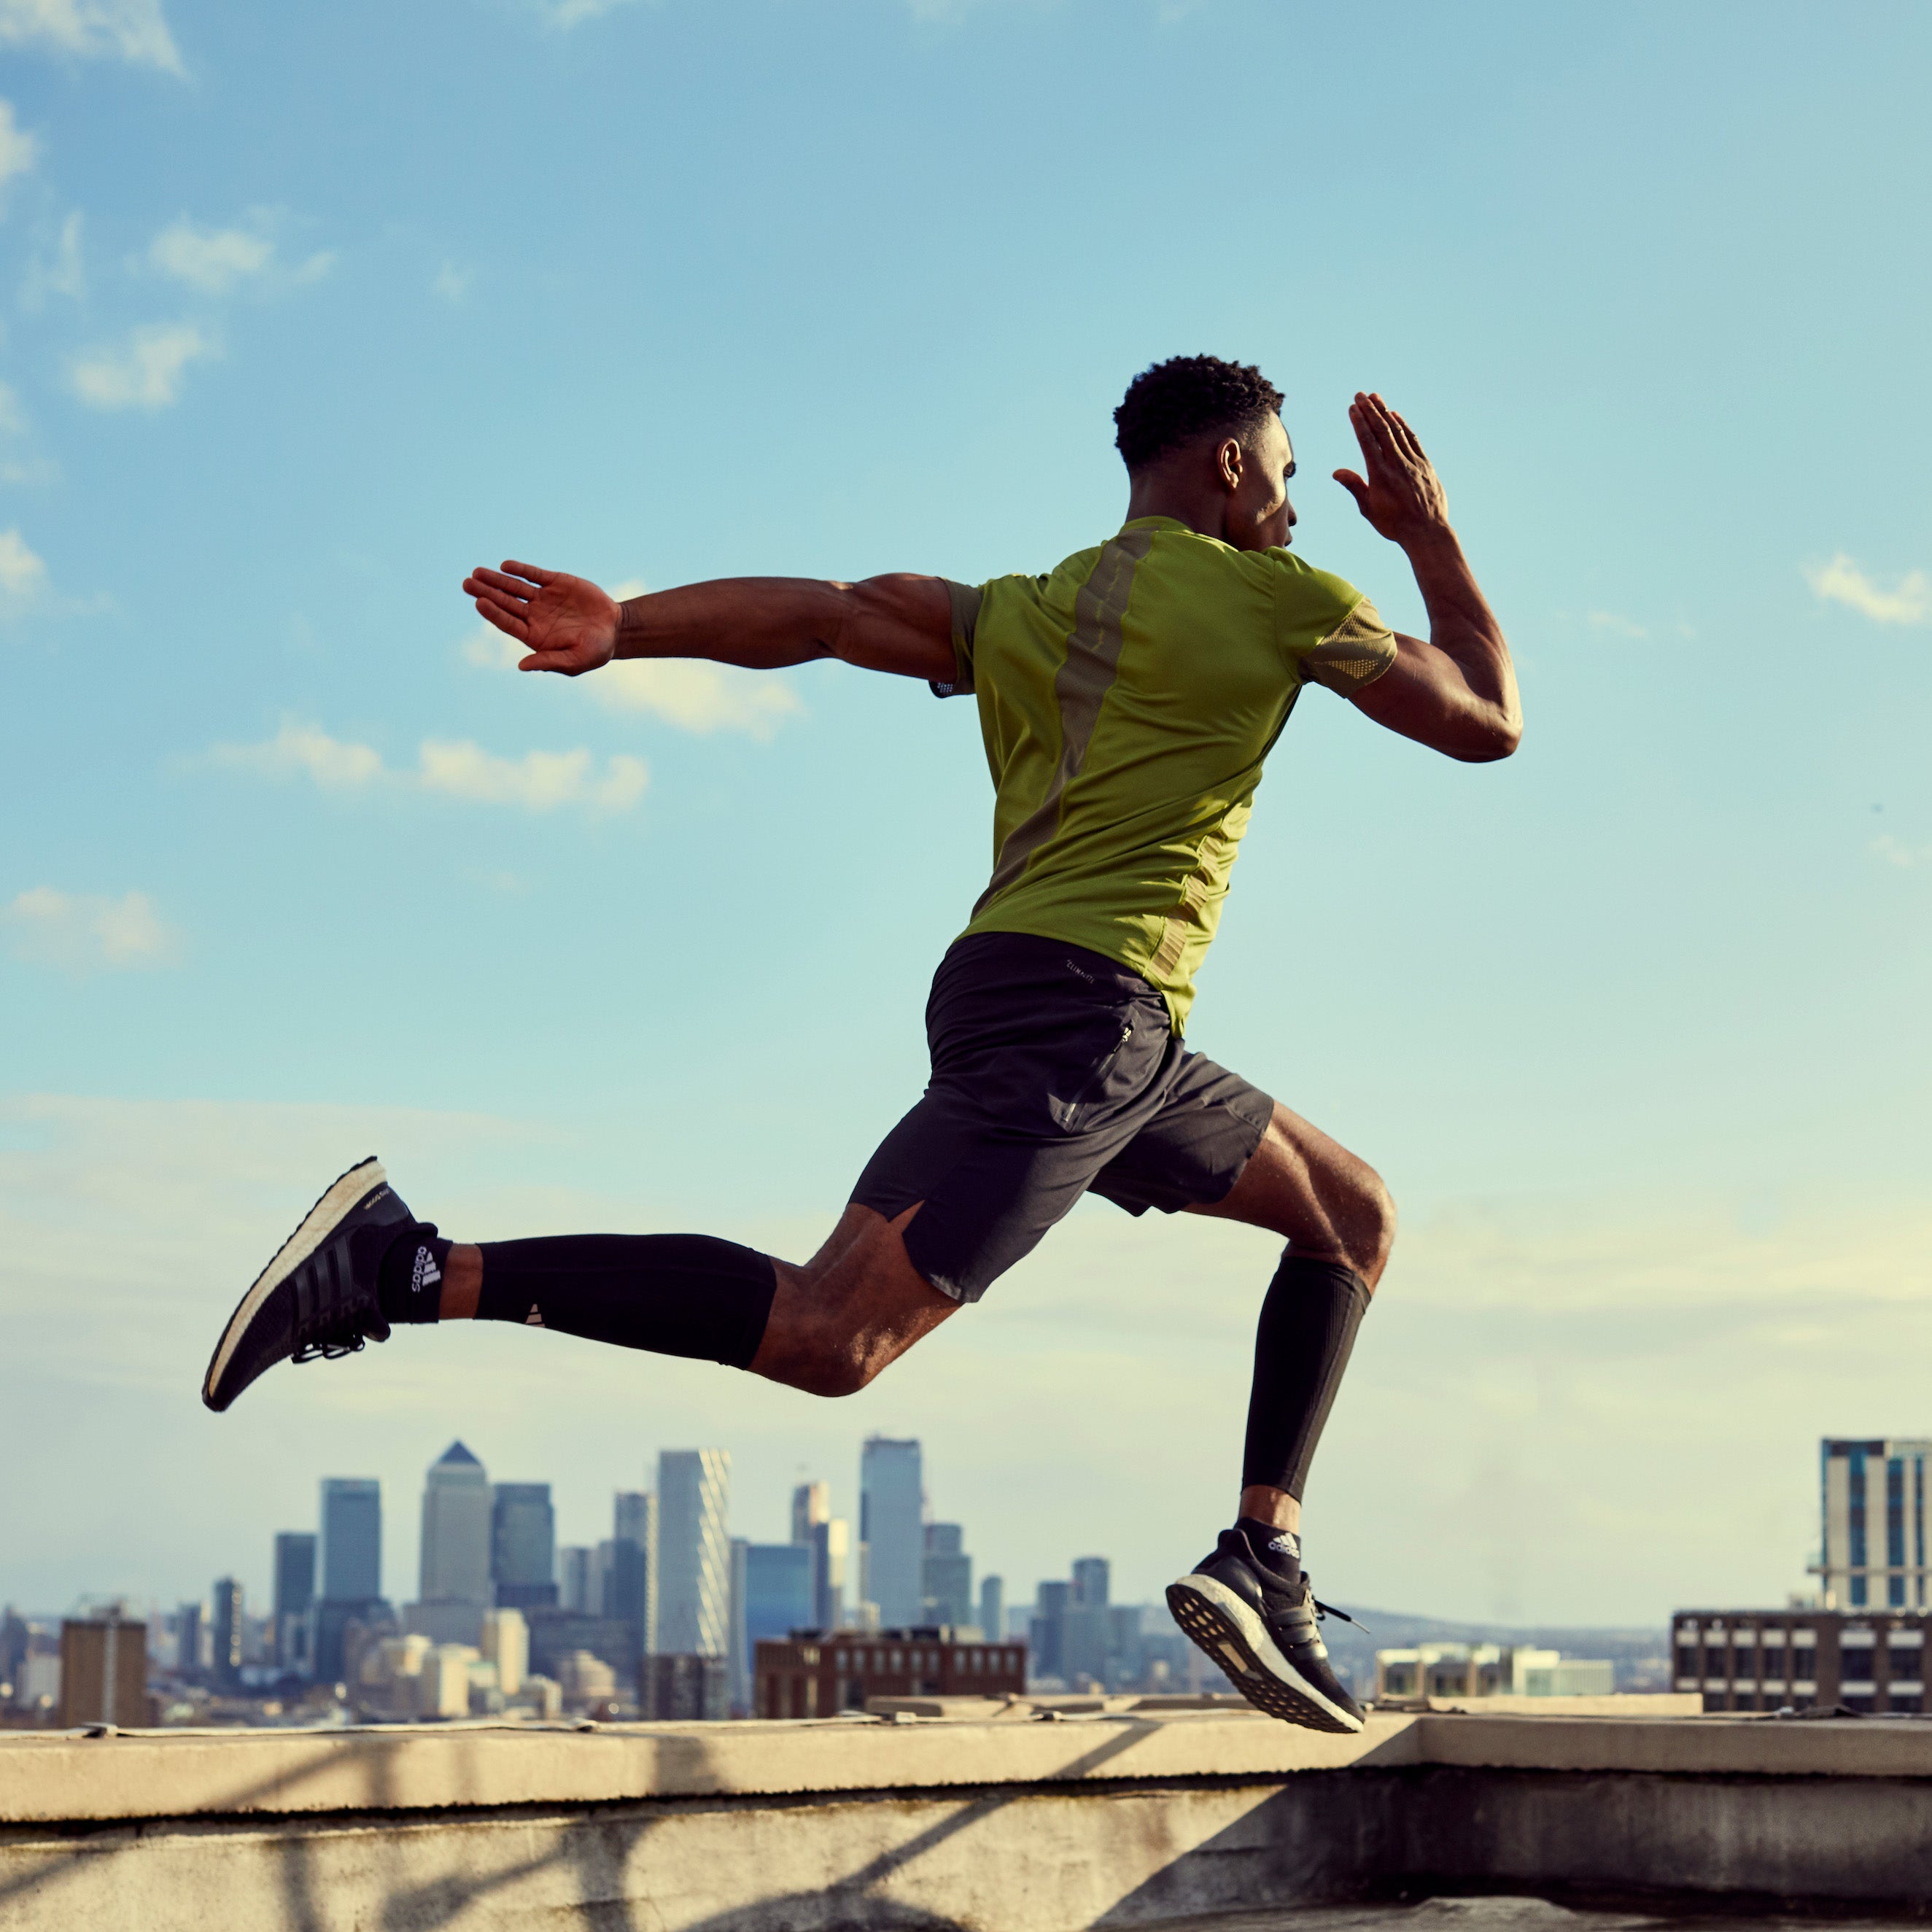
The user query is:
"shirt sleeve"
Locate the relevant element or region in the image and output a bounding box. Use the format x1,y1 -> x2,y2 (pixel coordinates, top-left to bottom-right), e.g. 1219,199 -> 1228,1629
1273,556 -> 1398,697
929,579 -> 982,699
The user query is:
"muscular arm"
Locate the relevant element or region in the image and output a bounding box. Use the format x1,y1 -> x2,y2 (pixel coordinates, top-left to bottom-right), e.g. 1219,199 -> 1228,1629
1332,394 -> 1521,764
461,562 -> 955,684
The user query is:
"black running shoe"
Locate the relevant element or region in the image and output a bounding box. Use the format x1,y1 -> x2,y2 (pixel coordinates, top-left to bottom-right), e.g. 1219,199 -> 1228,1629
201,1157 -> 415,1412
1166,1526 -> 1367,1734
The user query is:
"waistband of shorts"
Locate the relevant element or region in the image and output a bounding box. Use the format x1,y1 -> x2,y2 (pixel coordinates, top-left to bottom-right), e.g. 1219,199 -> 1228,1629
936,928 -> 1164,1004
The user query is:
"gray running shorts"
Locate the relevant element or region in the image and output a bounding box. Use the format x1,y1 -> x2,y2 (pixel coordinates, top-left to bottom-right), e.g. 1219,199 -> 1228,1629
849,931 -> 1276,1303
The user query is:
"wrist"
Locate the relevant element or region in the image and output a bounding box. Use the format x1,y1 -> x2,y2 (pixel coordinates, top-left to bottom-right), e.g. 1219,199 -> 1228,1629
1397,521 -> 1462,565
610,595 -> 640,661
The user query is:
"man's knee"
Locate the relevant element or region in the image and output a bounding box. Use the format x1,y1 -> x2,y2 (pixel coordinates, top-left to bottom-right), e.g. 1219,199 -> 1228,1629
1348,1167 -> 1397,1289
784,1338 -> 877,1400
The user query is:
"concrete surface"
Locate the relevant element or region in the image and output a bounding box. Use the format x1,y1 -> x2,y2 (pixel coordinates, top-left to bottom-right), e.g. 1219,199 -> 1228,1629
5,1708 -> 1932,1930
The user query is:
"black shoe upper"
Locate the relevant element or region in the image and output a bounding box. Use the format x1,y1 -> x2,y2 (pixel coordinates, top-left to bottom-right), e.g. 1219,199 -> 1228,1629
203,1162 -> 415,1411
1191,1525 -> 1365,1724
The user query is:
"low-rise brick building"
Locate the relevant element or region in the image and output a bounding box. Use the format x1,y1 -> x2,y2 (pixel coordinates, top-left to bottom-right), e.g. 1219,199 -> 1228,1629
1672,1607 -> 1928,1713
754,1628 -> 1025,1719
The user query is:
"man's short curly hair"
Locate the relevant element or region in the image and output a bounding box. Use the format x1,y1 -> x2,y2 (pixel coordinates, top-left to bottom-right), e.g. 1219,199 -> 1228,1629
1112,355 -> 1285,472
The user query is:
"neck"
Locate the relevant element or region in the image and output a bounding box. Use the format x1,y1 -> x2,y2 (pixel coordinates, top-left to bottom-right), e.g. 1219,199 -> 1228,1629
1123,469 -> 1229,542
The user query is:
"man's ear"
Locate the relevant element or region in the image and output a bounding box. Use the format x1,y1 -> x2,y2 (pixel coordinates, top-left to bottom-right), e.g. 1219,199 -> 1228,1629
1216,437 -> 1244,493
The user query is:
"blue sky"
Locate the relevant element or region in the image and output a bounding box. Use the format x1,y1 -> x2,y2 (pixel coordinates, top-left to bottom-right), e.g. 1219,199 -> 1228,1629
2,0 -> 1930,1629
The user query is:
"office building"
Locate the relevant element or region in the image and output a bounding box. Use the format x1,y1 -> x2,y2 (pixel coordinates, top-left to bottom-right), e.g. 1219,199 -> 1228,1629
923,1524 -> 973,1630
419,1442 -> 492,1611
1071,1557 -> 1109,1606
1031,1580 -> 1070,1683
1061,1556 -> 1113,1686
812,1518 -> 850,1631
743,1543 -> 814,1642
481,1607 -> 527,1697
1672,1607 -> 1932,1713
979,1576 -> 1004,1647
209,1578 -> 244,1690
658,1450 -> 731,1657
271,1532 -> 316,1672
1815,1438 -> 1932,1608
1374,1645 -> 1614,1702
58,1615 -> 148,1728
320,1478 -> 382,1602
525,1609 -> 638,1690
492,1483 -> 559,1611
755,1629 -> 1026,1719
860,1437 -> 924,1629
558,1545 -> 596,1615
643,1652 -> 729,1721
611,1490 -> 657,1656
314,1477 -> 387,1681
791,1481 -> 829,1545
174,1601 -> 205,1681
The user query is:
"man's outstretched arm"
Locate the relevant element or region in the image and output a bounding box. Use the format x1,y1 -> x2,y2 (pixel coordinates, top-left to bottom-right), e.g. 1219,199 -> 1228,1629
462,562 -> 955,683
1332,394 -> 1522,764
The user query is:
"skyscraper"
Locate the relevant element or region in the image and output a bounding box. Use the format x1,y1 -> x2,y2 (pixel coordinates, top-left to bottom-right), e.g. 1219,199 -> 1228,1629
610,1491 -> 657,1655
1817,1438 -> 1932,1608
209,1578 -> 244,1689
492,1483 -> 559,1610
979,1575 -> 1005,1644
419,1441 -> 492,1607
271,1532 -> 316,1672
812,1518 -> 850,1631
923,1524 -> 973,1630
1063,1559 -> 1113,1685
315,1477 -> 384,1681
1071,1557 -> 1110,1606
319,1479 -> 382,1603
657,1450 -> 730,1656
791,1481 -> 829,1545
859,1437 -> 923,1629
734,1540 -> 813,1712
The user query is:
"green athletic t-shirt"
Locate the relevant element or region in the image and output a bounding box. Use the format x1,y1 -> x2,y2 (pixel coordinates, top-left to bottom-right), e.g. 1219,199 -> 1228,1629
936,515 -> 1397,1033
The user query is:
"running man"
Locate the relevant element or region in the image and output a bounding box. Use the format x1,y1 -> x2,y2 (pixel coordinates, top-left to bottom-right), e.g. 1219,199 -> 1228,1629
202,359 -> 1519,1733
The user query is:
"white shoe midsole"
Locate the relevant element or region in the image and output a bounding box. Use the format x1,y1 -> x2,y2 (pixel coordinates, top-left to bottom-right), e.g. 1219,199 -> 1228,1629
1171,1570 -> 1362,1731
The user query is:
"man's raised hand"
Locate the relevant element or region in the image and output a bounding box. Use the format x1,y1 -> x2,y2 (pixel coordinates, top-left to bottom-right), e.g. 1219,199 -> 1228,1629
462,561 -> 622,676
1332,393 -> 1452,549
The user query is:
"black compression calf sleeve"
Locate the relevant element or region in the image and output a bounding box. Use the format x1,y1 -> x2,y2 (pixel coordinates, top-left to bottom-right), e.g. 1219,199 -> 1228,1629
1241,1254 -> 1371,1500
475,1234 -> 778,1370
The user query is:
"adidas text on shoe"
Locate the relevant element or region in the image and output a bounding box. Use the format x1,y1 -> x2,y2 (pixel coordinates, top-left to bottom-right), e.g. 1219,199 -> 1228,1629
1166,1527 -> 1366,1734
201,1157 -> 415,1412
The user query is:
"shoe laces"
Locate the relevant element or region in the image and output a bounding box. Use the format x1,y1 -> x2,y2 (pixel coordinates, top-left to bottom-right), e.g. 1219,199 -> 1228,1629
1303,1576 -> 1370,1637
292,1326 -> 370,1365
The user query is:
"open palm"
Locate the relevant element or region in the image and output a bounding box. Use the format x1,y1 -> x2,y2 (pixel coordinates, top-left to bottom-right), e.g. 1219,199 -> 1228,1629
462,560 -> 622,675
1332,392 -> 1450,546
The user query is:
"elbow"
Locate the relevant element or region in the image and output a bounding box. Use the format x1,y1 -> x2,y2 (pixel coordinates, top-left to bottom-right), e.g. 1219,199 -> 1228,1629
1454,708 -> 1521,763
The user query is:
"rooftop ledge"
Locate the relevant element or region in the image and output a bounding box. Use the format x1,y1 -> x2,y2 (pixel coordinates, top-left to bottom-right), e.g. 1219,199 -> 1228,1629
3,1694 -> 1920,1829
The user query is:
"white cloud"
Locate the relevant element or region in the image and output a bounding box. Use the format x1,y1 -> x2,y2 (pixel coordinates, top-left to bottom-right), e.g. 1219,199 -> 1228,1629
21,209 -> 84,308
0,0 -> 184,73
211,719 -> 383,791
1873,834 -> 1932,871
0,526 -> 47,612
149,217 -> 271,294
433,261 -> 470,303
419,738 -> 647,813
462,578 -> 805,740
0,383 -> 23,435
1586,610 -> 1647,640
1806,552 -> 1930,627
69,320 -> 216,410
587,658 -> 805,737
0,98 -> 38,202
212,718 -> 648,816
1,887 -> 178,969
538,0 -> 643,25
